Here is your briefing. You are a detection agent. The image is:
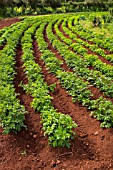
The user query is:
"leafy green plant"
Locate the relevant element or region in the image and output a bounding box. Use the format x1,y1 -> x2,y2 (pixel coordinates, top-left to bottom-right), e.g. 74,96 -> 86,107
49,83 -> 56,93
42,110 -> 77,148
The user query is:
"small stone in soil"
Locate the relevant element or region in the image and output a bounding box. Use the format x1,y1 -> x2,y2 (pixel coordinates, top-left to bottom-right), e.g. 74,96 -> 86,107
53,168 -> 59,170
50,160 -> 56,167
56,160 -> 61,165
33,134 -> 37,139
30,132 -> 33,136
79,133 -> 88,138
101,135 -> 105,140
94,131 -> 99,135
19,157 -> 22,161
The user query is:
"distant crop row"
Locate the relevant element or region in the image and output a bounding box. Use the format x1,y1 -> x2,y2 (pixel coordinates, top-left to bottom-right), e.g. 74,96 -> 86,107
0,13 -> 113,147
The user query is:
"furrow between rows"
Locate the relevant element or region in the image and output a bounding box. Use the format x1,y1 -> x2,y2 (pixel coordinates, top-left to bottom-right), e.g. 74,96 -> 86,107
33,38 -> 106,160
19,23 -> 77,147
33,38 -> 94,129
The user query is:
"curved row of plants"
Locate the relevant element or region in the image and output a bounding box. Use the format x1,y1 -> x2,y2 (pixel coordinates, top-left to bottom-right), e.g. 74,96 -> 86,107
54,19 -> 113,79
71,15 -> 113,52
0,20 -> 22,35
47,18 -> 113,98
0,21 -> 23,46
63,17 -> 113,64
0,18 -> 33,134
0,16 -> 46,134
35,18 -> 113,128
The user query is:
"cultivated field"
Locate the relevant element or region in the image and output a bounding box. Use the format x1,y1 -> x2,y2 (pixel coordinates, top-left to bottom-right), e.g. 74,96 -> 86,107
0,13 -> 113,170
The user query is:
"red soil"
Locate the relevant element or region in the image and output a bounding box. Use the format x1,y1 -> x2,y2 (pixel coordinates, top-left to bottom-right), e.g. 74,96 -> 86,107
0,18 -> 20,29
0,18 -> 113,170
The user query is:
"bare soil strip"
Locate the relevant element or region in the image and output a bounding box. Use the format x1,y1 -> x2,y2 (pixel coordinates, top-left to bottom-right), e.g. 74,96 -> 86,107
0,18 -> 20,29
0,45 -> 49,170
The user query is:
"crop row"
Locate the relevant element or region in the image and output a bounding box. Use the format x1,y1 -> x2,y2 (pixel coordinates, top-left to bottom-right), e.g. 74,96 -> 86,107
48,18 -> 113,98
35,17 -> 113,128
0,16 -> 78,147
0,18 -> 33,134
54,19 -> 113,79
19,20 -> 77,148
0,17 -> 47,134
72,15 -> 113,52
0,21 -> 23,46
64,17 -> 113,64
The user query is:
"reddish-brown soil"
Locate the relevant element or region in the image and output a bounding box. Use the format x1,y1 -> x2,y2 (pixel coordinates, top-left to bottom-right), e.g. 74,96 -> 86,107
0,18 -> 113,170
0,18 -> 20,29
